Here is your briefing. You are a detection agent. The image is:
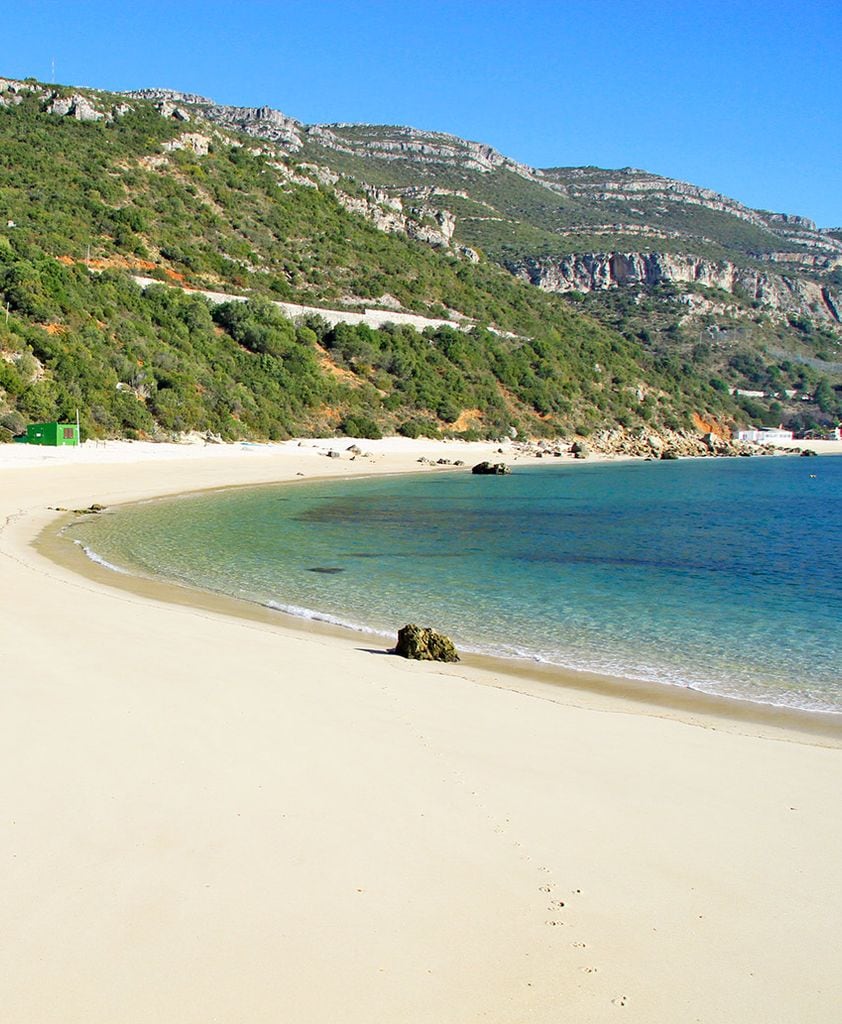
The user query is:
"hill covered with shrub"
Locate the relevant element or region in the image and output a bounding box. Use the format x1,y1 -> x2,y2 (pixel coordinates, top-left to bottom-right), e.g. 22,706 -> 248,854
2,75 -> 830,442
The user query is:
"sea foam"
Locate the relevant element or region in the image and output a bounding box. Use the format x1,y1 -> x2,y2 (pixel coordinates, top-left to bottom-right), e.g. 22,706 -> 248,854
74,540 -> 130,575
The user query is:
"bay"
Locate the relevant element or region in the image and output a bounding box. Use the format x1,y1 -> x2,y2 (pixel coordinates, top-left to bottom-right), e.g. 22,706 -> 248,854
69,456 -> 842,714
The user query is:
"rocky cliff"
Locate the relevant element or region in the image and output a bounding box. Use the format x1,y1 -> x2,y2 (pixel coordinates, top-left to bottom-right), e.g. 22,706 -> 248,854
505,252 -> 842,323
105,90 -> 842,315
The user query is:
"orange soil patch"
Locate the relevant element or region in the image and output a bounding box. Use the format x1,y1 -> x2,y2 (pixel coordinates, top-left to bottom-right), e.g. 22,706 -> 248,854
693,411 -> 732,439
451,408 -> 484,432
87,256 -> 158,272
39,323 -> 69,335
59,254 -> 195,287
60,254 -> 159,273
314,405 -> 342,426
495,381 -> 530,417
316,349 -> 363,387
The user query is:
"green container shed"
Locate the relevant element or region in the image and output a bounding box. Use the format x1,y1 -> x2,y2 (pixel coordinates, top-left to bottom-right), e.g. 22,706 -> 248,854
26,422 -> 80,446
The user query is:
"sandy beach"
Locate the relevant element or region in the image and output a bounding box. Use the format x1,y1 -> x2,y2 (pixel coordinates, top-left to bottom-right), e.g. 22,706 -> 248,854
1,437 -> 841,1023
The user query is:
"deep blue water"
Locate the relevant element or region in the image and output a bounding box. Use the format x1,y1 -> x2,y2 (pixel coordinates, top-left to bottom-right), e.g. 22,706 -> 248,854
70,456 -> 842,713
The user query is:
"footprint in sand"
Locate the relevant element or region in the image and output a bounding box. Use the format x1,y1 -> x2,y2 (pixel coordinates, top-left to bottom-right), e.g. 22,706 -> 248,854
580,966 -> 598,974
545,920 -> 564,927
547,899 -> 565,910
538,884 -> 552,894
572,942 -> 587,949
611,995 -> 628,1007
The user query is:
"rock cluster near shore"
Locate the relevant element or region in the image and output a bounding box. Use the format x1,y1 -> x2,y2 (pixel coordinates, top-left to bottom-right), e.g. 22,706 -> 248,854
511,428 -> 806,460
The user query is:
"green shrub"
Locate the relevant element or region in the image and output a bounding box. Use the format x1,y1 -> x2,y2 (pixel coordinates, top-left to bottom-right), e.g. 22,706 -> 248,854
398,418 -> 440,439
338,414 -> 382,439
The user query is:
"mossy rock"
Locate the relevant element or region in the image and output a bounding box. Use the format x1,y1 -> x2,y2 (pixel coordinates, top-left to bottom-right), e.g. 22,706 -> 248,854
394,624 -> 459,663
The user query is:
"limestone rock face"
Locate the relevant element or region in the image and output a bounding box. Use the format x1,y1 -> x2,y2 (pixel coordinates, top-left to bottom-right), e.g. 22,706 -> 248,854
162,132 -> 211,156
406,207 -> 456,247
504,251 -> 842,325
157,100 -> 191,121
304,123 -> 539,184
0,78 -> 40,106
121,88 -> 214,105
47,93 -> 103,121
202,103 -> 303,150
394,624 -> 459,663
333,188 -> 460,251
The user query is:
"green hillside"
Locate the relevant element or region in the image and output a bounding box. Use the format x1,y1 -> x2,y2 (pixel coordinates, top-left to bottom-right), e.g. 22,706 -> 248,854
0,78 -> 838,441
292,124 -> 842,430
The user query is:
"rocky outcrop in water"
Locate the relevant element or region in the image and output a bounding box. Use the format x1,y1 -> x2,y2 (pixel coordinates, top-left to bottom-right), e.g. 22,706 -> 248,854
472,461 -> 510,475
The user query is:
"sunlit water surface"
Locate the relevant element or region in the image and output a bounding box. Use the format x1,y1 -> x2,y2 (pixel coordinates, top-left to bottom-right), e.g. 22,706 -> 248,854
69,456 -> 842,713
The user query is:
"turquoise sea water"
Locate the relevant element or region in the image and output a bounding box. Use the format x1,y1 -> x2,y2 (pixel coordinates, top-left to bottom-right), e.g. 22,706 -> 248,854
69,456 -> 842,714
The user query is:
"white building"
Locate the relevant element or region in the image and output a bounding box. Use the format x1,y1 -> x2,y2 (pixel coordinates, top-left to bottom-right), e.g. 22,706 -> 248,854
734,428 -> 794,444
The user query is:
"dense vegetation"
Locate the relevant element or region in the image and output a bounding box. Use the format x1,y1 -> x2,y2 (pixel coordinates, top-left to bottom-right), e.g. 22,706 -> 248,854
297,125 -> 842,431
0,81 -> 837,441
567,282 -> 842,430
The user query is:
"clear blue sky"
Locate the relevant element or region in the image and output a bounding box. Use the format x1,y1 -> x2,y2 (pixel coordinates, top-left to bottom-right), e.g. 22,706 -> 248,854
5,0 -> 841,226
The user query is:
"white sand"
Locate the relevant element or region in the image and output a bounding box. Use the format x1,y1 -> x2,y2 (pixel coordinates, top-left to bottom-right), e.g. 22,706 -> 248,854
764,438 -> 842,455
1,438 -> 840,1023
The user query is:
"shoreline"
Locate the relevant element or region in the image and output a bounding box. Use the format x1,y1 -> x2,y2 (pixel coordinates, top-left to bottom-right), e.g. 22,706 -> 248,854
3,437 -> 842,1022
40,491 -> 842,746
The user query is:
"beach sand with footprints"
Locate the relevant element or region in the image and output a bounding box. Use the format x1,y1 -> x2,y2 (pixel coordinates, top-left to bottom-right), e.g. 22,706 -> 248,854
1,437 -> 841,1022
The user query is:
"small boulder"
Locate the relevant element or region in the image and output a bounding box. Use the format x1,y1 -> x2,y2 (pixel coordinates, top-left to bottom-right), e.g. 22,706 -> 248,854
394,624 -> 459,663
